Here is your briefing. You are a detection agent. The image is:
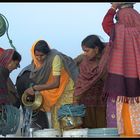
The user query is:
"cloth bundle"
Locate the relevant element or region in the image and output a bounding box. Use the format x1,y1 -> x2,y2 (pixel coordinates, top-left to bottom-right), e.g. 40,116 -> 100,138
58,104 -> 86,130
57,104 -> 86,119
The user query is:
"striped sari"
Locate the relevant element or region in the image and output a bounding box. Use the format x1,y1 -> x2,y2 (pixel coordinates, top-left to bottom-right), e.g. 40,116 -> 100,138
103,7 -> 140,136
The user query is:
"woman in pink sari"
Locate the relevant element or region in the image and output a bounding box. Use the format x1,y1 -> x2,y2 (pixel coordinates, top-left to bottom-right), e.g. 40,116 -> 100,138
74,35 -> 111,128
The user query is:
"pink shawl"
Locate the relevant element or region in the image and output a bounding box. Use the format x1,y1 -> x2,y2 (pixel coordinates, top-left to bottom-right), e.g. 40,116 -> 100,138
74,43 -> 111,96
108,8 -> 140,78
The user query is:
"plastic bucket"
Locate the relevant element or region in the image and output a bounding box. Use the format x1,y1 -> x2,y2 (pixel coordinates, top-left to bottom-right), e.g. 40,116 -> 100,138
63,128 -> 88,137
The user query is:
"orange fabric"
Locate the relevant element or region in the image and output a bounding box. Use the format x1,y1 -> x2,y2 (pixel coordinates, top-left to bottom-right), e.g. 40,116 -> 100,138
121,103 -> 140,137
31,40 -> 69,112
121,103 -> 133,136
31,40 -> 50,68
40,68 -> 69,112
31,40 -> 42,68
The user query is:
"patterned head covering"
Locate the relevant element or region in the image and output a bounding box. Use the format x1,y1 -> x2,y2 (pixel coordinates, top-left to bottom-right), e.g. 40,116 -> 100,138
0,49 -> 14,104
0,49 -> 14,67
0,47 -> 4,54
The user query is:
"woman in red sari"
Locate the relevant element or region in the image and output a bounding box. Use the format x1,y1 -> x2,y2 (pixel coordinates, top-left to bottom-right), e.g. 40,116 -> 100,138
0,48 -> 20,108
102,2 -> 140,136
0,49 -> 21,105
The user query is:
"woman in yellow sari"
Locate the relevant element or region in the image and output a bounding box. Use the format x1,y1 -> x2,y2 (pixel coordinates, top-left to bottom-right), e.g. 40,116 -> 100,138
24,40 -> 79,130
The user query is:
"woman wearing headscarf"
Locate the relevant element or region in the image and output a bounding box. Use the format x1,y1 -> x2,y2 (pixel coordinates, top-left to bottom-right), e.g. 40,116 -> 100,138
0,49 -> 21,105
74,35 -> 111,128
0,48 -> 21,108
24,40 -> 79,130
102,2 -> 140,136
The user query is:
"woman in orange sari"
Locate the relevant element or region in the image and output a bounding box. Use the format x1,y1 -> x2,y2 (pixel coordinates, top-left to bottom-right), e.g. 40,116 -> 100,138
24,40 -> 79,130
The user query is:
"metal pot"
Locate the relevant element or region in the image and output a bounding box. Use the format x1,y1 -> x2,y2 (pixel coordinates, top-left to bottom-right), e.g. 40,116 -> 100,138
21,92 -> 43,110
59,116 -> 82,130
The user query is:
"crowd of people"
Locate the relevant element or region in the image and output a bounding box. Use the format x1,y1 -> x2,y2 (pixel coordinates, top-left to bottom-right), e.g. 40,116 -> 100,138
0,2 -> 140,137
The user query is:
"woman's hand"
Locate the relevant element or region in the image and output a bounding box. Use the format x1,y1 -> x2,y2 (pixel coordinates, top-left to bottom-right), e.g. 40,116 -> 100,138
24,87 -> 35,96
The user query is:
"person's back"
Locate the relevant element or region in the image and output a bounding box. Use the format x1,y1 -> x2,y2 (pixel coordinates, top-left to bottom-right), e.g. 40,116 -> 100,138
102,3 -> 140,136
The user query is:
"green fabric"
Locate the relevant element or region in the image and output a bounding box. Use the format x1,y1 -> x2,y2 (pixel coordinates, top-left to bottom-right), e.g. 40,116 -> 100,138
0,15 -> 6,37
